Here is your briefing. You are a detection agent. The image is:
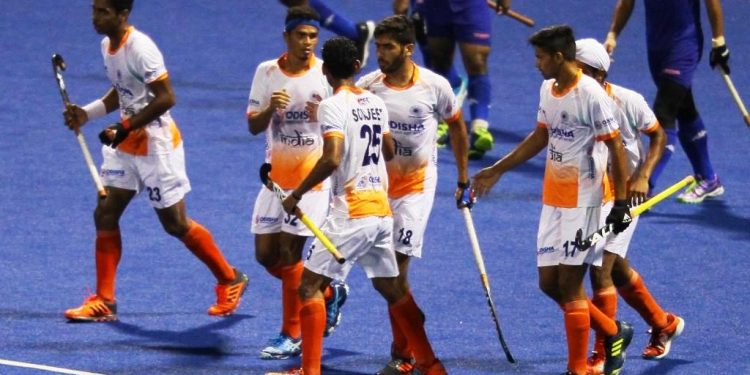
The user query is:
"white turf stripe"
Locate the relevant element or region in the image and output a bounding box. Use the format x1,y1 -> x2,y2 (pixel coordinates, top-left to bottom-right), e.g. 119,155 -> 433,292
0,359 -> 106,375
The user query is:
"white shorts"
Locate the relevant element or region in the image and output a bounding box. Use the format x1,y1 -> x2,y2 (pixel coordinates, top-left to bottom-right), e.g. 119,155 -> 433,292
536,205 -> 600,267
390,190 -> 435,258
100,145 -> 191,209
251,186 -> 329,237
304,216 -> 398,280
590,201 -> 640,266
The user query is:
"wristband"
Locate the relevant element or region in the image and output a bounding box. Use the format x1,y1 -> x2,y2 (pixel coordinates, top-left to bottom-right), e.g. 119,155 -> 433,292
82,99 -> 107,121
457,181 -> 470,189
291,191 -> 302,200
121,117 -> 132,131
712,36 -> 726,48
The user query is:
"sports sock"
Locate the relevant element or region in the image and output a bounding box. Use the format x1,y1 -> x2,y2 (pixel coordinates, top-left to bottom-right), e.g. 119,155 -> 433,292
323,284 -> 333,301
592,287 -> 618,354
301,298 -> 326,375
649,128 -> 677,190
617,270 -> 668,329
280,262 -> 304,339
308,0 -> 358,40
587,299 -> 618,337
389,293 -> 437,369
468,73 -> 491,122
564,300 -> 589,375
677,116 -> 715,180
95,230 -> 122,302
180,221 -> 234,283
389,308 -> 411,359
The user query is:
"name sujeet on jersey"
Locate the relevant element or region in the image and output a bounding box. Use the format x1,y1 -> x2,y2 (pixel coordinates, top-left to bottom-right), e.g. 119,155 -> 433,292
352,107 -> 384,122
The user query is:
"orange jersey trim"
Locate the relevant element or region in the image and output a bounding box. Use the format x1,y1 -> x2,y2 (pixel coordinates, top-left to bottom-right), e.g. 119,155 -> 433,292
345,189 -> 392,219
537,121 -> 548,129
642,120 -> 660,134
550,69 -> 583,98
445,109 -> 463,125
108,26 -> 133,55
324,131 -> 344,139
602,172 -> 615,203
334,85 -> 364,95
596,129 -> 620,142
152,72 -> 169,82
277,53 -> 317,77
382,63 -> 420,91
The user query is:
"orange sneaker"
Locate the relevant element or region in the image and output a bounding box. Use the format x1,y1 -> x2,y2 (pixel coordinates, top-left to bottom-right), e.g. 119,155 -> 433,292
586,351 -> 605,375
65,294 -> 117,322
642,313 -> 685,360
265,368 -> 303,375
208,268 -> 249,316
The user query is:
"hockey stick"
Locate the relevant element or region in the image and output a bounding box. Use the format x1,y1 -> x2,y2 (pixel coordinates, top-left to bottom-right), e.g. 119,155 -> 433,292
52,53 -> 107,199
486,0 -> 535,27
574,175 -> 695,251
719,69 -> 750,128
461,207 -> 516,363
259,163 -> 345,264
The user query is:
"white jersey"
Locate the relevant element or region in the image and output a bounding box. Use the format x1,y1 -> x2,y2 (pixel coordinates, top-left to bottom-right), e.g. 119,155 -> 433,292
101,26 -> 180,156
318,86 -> 391,219
536,70 -> 620,208
357,64 -> 460,198
246,54 -> 332,190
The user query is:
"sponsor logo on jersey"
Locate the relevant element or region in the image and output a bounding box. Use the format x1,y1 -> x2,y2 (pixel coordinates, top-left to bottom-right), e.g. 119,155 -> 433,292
537,246 -> 555,255
594,117 -> 616,130
549,144 -> 563,162
550,126 -> 575,140
248,98 -> 261,106
283,110 -> 311,122
389,120 -> 425,133
355,174 -> 383,189
278,130 -> 316,147
394,139 -> 413,156
101,169 -> 125,177
357,97 -> 370,105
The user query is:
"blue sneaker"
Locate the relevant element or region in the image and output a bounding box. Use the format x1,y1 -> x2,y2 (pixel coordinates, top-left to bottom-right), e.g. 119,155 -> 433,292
603,321 -> 634,375
676,176 -> 724,203
324,280 -> 349,337
259,333 -> 301,360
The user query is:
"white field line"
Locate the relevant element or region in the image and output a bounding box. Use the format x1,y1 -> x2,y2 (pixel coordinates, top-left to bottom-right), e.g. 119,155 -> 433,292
0,359 -> 106,375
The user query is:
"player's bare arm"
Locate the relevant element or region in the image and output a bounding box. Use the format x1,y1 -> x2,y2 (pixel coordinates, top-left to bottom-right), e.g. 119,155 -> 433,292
472,126 -> 548,198
63,88 -> 119,130
447,116 -> 470,184
248,89 -> 292,135
605,0 -> 635,54
282,136 -> 343,214
392,0 -> 409,15
603,134 -> 629,202
704,0 -> 726,39
630,126 -> 666,204
382,132 -> 395,161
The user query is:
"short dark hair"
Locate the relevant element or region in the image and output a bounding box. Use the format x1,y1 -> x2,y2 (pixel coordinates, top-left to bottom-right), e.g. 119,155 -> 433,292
285,5 -> 320,24
322,37 -> 358,79
108,0 -> 134,13
374,15 -> 415,45
528,25 -> 576,61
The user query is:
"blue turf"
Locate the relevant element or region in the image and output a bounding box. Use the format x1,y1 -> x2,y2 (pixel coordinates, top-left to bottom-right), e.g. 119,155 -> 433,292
1,1 -> 749,374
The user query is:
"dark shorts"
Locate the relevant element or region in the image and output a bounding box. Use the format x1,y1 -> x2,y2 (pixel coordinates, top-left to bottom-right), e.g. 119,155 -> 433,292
417,0 -> 492,46
647,41 -> 701,88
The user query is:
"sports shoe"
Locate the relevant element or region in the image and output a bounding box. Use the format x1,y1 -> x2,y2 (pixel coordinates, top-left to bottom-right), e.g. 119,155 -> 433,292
676,176 -> 724,203
65,294 -> 117,322
412,359 -> 447,375
603,321 -> 634,375
208,268 -> 249,316
471,126 -> 494,152
642,313 -> 685,360
376,357 -> 415,375
265,368 -> 303,375
436,122 -> 449,148
355,21 -> 375,69
324,280 -> 349,336
587,351 -> 605,375
259,333 -> 302,360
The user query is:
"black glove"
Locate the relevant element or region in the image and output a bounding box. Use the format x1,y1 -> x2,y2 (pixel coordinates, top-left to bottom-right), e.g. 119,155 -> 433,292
98,122 -> 130,148
456,181 -> 475,209
606,200 -> 632,234
710,43 -> 730,74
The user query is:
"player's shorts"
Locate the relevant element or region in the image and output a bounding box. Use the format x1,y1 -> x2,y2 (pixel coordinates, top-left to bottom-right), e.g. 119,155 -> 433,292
536,205 -> 600,267
100,144 -> 191,209
590,200 -> 640,267
420,0 -> 492,46
390,190 -> 436,258
251,186 -> 329,237
305,216 -> 398,280
647,44 -> 699,88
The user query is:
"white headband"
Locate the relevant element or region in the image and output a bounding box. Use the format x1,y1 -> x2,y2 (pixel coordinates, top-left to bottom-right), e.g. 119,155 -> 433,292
575,38 -> 611,72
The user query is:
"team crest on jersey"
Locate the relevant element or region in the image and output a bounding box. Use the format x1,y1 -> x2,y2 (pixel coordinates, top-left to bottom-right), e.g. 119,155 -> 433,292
357,97 -> 370,105
558,110 -> 579,129
408,105 -> 426,118
311,92 -> 323,103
